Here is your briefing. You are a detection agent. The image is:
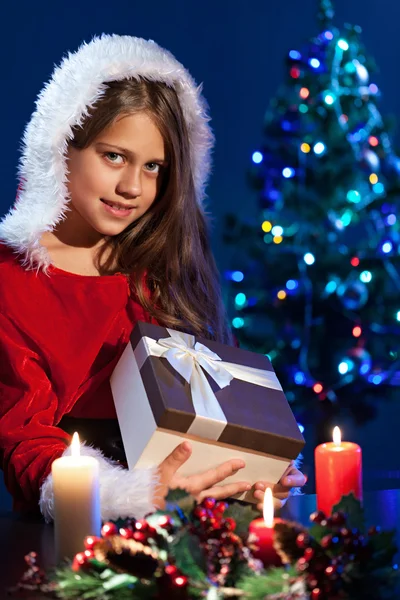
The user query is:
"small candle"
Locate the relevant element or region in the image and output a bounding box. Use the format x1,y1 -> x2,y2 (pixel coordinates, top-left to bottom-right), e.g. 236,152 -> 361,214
315,426 -> 362,516
248,488 -> 283,567
52,432 -> 101,561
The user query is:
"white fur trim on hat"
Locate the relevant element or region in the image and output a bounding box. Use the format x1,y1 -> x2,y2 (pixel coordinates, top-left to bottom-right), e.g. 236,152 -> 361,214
0,34 -> 214,271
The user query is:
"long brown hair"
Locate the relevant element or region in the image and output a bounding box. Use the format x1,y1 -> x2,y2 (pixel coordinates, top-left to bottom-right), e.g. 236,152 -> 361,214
70,78 -> 233,344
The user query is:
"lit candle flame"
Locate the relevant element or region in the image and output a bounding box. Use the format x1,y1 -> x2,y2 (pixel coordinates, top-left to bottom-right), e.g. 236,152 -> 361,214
71,432 -> 81,457
263,487 -> 274,528
333,426 -> 341,446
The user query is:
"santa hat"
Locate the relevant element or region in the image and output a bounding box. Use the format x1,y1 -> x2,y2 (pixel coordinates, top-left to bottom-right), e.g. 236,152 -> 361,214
0,34 -> 214,270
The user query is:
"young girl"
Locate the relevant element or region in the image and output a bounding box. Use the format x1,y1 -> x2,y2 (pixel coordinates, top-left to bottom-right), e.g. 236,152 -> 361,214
0,34 -> 305,522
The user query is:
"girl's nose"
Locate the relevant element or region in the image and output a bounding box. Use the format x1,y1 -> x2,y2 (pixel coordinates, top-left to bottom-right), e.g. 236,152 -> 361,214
116,168 -> 142,198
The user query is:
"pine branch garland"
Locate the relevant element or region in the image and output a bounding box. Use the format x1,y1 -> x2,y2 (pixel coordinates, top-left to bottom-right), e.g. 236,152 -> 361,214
9,493 -> 399,600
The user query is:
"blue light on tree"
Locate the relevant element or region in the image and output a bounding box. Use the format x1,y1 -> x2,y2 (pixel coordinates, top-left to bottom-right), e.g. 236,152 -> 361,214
304,252 -> 315,265
252,151 -> 263,164
282,167 -> 295,178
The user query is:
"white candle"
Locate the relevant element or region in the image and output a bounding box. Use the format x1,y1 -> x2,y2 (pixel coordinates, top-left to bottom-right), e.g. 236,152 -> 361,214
52,432 -> 101,561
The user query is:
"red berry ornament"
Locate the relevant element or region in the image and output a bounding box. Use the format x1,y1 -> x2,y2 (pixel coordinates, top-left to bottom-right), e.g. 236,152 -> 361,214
173,574 -> 188,587
202,497 -> 216,510
297,556 -> 308,571
193,506 -> 208,519
158,515 -> 173,529
158,566 -> 189,598
133,531 -> 147,543
119,527 -> 133,539
331,511 -> 346,526
307,575 -> 319,589
296,532 -> 309,548
135,519 -> 149,532
84,535 -> 100,549
147,526 -> 158,539
223,517 -> 236,531
321,534 -> 333,548
310,510 -> 326,524
340,527 -> 351,538
325,564 -> 337,577
165,564 -> 179,576
313,556 -> 330,572
208,517 -> 222,530
221,531 -> 239,545
101,522 -> 118,537
214,501 -> 228,515
72,552 -> 88,572
304,547 -> 315,561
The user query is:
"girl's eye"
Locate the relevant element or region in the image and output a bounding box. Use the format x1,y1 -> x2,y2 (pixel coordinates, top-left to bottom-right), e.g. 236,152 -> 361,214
145,162 -> 161,173
104,152 -> 124,164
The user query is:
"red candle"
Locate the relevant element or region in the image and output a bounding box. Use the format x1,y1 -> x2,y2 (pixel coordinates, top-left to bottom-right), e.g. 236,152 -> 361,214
315,426 -> 362,516
248,488 -> 283,568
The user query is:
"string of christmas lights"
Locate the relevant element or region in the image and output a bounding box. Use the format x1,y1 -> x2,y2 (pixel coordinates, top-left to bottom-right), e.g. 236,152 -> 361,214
224,0 -> 400,429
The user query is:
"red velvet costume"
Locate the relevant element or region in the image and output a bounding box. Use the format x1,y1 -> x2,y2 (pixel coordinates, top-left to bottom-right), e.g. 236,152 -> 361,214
0,243 -> 156,511
0,36 -> 301,520
0,35 -> 215,520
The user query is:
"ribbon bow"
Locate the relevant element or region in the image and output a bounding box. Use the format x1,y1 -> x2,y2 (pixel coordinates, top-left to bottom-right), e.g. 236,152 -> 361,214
134,329 -> 283,440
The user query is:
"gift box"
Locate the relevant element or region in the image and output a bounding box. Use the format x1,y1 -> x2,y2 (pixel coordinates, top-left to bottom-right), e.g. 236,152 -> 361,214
110,321 -> 304,503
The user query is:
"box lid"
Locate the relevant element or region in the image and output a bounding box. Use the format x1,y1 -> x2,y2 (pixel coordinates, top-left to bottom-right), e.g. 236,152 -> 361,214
130,321 -> 305,460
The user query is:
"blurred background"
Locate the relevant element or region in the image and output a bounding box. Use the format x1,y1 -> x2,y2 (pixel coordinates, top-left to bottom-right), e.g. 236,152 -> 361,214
1,0 -> 400,506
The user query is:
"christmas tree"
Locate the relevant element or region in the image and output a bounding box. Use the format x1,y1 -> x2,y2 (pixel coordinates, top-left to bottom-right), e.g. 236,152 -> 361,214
223,0 -> 400,439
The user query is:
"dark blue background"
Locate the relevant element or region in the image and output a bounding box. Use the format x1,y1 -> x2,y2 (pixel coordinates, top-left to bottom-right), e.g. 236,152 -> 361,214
2,0 -> 399,498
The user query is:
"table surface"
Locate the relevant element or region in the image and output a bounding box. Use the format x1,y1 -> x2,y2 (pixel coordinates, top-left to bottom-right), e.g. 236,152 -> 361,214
1,490 -> 399,598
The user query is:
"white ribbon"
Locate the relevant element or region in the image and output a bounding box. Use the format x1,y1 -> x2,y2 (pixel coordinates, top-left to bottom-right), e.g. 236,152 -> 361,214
133,329 -> 283,440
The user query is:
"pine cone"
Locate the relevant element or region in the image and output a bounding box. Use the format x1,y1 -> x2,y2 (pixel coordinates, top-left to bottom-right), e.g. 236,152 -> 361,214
93,535 -> 161,579
274,520 -> 310,564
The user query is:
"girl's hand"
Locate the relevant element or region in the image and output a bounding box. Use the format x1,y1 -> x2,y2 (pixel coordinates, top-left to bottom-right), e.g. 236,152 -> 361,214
154,441 -> 251,508
253,461 -> 307,512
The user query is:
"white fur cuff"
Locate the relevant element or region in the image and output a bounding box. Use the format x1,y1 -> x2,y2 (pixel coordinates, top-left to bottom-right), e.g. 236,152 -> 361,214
39,443 -> 159,523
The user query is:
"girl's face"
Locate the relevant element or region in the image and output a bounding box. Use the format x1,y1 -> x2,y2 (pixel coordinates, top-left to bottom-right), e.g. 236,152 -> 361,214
65,111 -> 167,244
